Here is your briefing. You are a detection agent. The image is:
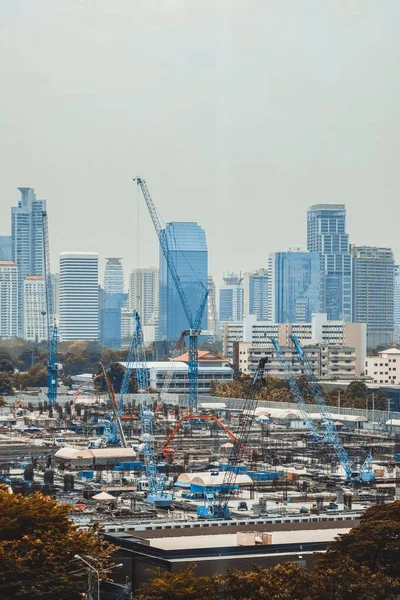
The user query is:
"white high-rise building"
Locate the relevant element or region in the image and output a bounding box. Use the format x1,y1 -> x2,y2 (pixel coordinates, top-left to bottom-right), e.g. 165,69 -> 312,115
59,252 -> 99,341
129,267 -> 158,325
104,258 -> 124,293
0,261 -> 18,337
23,276 -> 47,341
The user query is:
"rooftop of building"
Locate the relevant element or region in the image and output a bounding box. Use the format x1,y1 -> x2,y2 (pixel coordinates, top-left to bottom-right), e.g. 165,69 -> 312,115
24,275 -> 44,280
174,350 -> 229,363
0,260 -> 16,266
378,348 -> 400,356
308,204 -> 345,211
60,251 -> 98,257
147,528 -> 351,551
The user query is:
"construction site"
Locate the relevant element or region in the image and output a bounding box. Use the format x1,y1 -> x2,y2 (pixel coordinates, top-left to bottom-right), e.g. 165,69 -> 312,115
1,179 -> 399,593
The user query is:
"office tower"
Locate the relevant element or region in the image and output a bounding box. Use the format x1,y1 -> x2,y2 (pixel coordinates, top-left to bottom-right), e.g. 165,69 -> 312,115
219,273 -> 244,323
307,204 -> 352,321
269,249 -> 322,323
352,246 -> 395,348
11,188 -> 46,333
243,268 -> 270,321
99,286 -> 128,349
59,252 -> 99,341
104,258 -> 124,293
158,222 -> 208,341
395,265 -> 400,343
129,267 -> 159,325
0,236 -> 12,261
0,261 -> 18,337
23,276 -> 47,341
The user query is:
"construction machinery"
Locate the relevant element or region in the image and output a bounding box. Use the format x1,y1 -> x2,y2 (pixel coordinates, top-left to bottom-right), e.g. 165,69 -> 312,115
42,210 -> 58,407
159,330 -> 186,405
197,357 -> 268,519
290,335 -> 375,483
270,337 -> 319,440
162,414 -> 253,459
100,363 -> 127,447
135,177 -> 208,413
132,310 -> 173,507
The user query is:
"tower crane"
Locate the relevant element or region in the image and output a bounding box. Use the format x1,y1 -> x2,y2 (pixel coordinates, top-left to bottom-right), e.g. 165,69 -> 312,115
159,330 -> 186,405
135,177 -> 208,413
42,211 -> 58,407
132,310 -> 173,507
270,338 -> 319,440
198,357 -> 268,520
290,335 -> 374,483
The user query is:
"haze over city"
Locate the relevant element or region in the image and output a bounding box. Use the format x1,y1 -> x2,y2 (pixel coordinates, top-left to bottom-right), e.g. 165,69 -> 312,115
1,0 -> 399,281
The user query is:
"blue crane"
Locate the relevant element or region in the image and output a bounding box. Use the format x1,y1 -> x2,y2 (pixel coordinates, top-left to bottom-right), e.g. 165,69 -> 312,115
198,357 -> 268,520
42,210 -> 58,407
270,337 -> 319,440
290,335 -> 375,483
132,310 -> 173,507
135,177 -> 208,413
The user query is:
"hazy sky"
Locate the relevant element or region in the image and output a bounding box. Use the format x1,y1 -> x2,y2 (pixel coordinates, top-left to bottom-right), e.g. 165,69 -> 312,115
0,0 -> 399,285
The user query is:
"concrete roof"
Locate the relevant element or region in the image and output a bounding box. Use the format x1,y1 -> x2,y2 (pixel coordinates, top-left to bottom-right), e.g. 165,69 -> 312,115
386,419 -> 400,426
380,348 -> 400,355
55,447 -> 137,460
150,528 -> 351,550
175,472 -> 252,487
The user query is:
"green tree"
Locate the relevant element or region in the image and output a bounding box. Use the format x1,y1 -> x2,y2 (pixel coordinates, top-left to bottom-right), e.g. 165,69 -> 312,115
0,374 -> 13,395
0,488 -> 117,600
317,500 -> 400,577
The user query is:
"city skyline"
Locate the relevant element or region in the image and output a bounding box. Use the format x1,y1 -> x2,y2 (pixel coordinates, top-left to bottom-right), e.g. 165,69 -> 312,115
0,2 -> 400,281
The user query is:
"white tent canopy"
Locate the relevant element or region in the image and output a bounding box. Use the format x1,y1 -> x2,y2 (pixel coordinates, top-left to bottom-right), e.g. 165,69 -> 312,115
92,492 -> 115,501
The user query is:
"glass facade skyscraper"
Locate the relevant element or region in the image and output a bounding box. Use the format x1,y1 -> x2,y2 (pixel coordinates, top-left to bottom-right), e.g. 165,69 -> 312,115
269,250 -> 322,323
11,187 -> 46,334
395,265 -> 400,343
219,274 -> 244,322
243,269 -> 270,321
352,246 -> 395,348
307,204 -> 352,321
158,222 -> 208,341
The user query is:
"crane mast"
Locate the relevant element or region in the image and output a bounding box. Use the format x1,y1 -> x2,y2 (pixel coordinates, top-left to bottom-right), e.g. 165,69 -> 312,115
270,337 -> 319,440
198,357 -> 268,519
42,210 -> 57,407
133,311 -> 173,507
290,335 -> 374,482
135,177 -> 208,413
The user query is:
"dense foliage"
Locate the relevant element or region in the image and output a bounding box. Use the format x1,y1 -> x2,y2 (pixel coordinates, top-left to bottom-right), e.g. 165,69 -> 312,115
211,374 -> 388,410
137,501 -> 400,600
0,487 -> 116,599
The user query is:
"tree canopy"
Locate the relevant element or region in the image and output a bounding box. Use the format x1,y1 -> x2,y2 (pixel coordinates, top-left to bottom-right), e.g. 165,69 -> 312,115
0,487 -> 116,600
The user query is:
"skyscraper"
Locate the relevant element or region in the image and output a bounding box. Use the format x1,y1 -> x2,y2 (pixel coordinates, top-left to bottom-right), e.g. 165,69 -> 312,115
104,258 -> 124,293
307,204 -> 352,321
219,273 -> 244,323
395,265 -> 400,343
0,261 -> 18,337
269,249 -> 322,323
207,276 -> 219,336
59,252 -> 99,341
11,187 -> 46,334
23,276 -> 47,342
158,222 -> 208,341
352,246 -> 395,348
243,269 -> 270,321
0,236 -> 12,261
129,267 -> 159,325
